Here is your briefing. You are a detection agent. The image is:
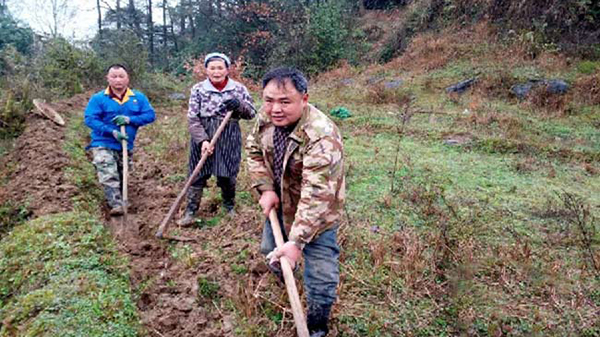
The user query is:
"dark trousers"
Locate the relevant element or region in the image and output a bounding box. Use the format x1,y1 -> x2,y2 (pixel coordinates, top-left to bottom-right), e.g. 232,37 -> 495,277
188,174 -> 236,210
260,217 -> 340,307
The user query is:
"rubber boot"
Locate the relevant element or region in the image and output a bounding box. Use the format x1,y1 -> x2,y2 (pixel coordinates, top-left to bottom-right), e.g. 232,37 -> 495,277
307,303 -> 332,337
104,186 -> 124,216
177,186 -> 202,226
219,178 -> 236,216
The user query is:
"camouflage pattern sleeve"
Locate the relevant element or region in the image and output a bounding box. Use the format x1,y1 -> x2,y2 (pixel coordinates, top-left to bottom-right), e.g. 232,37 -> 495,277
187,84 -> 209,144
289,135 -> 344,244
237,85 -> 257,120
246,117 -> 275,197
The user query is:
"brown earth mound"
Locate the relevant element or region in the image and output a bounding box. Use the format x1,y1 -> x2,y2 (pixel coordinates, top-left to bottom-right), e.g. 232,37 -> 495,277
0,93 -> 92,216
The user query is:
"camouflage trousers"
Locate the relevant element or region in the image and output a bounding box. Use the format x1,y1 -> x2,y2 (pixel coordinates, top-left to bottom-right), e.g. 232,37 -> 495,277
90,147 -> 133,207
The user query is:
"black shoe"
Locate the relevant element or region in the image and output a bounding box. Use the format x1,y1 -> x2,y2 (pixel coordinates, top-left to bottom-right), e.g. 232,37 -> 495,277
176,211 -> 196,227
307,303 -> 331,337
104,186 -> 123,210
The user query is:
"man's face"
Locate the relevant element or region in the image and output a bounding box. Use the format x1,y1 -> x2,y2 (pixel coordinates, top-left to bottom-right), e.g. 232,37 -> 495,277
106,67 -> 129,92
206,60 -> 229,84
262,79 -> 308,127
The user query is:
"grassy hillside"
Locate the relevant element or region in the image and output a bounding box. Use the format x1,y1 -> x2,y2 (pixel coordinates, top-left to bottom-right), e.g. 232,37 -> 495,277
1,17 -> 599,337
307,23 -> 600,336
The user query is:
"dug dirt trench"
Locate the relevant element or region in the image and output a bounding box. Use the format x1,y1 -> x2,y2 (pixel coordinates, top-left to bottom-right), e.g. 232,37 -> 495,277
0,96 -> 296,336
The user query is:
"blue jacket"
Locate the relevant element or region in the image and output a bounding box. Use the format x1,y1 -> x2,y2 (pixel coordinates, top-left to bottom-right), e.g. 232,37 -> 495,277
84,88 -> 156,151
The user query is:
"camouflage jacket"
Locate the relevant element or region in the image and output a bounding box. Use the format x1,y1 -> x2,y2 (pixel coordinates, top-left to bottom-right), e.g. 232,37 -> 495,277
246,104 -> 345,244
188,78 -> 255,144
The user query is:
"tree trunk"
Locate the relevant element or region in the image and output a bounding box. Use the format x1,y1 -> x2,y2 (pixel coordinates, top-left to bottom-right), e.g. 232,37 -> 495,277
190,13 -> 195,39
116,0 -> 121,29
51,0 -> 59,37
359,0 -> 365,15
188,0 -> 195,39
96,0 -> 102,38
148,0 -> 154,64
168,7 -> 178,52
180,0 -> 186,35
162,0 -> 167,49
129,0 -> 141,33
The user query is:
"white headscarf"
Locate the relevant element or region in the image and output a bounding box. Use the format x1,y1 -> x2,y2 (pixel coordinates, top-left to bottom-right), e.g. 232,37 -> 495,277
204,52 -> 231,68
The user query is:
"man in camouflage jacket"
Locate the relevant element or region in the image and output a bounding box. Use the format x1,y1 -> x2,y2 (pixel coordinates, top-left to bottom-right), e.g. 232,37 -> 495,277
246,67 -> 345,337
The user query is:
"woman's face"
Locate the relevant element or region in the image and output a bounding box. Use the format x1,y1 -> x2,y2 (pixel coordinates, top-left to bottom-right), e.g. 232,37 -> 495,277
206,59 -> 229,84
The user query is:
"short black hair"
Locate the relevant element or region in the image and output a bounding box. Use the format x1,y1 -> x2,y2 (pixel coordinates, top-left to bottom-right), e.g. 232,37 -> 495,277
106,63 -> 129,75
262,67 -> 308,94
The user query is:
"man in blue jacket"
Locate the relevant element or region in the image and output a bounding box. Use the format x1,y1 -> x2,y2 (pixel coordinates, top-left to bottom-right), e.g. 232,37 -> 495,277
84,64 -> 156,215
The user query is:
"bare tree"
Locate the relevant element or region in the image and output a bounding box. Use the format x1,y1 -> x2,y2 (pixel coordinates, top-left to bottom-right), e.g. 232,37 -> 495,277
97,0 -> 102,39
168,6 -> 178,52
179,0 -> 186,37
129,0 -> 141,32
147,0 -> 154,64
31,0 -> 76,37
162,0 -> 167,48
116,0 -> 121,29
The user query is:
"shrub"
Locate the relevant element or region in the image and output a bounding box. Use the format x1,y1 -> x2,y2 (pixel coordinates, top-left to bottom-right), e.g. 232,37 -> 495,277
268,0 -> 356,75
0,92 -> 31,139
577,60 -> 600,75
36,38 -> 104,97
0,45 -> 36,139
0,12 -> 33,57
90,29 -> 149,85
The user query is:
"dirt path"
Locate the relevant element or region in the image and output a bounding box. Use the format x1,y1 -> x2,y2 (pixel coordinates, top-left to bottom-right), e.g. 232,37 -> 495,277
122,106 -> 270,337
1,96 -> 297,336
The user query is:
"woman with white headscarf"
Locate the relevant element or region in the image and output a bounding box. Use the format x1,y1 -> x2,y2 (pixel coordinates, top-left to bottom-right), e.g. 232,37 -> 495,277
178,52 -> 256,226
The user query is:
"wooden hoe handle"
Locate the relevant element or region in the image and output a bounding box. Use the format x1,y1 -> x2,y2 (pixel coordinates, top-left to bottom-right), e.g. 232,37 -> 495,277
155,110 -> 234,238
120,125 -> 128,219
268,209 -> 309,337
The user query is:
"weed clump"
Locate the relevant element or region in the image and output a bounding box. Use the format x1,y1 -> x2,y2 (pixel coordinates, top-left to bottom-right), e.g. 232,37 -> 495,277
574,74 -> 600,106
0,200 -> 30,239
526,84 -> 569,116
365,82 -> 413,105
197,276 -> 220,301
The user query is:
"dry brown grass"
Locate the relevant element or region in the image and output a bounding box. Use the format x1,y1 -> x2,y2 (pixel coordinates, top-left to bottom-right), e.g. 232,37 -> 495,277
390,229 -> 432,292
513,156 -> 542,173
466,110 -> 523,138
526,85 -> 570,117
364,82 -> 410,105
474,71 -> 516,100
389,22 -> 494,74
314,60 -> 359,85
574,73 -> 600,106
390,32 -> 458,73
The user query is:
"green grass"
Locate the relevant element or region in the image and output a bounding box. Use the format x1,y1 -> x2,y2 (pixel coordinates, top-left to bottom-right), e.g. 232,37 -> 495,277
0,212 -> 141,336
0,138 -> 15,158
64,115 -> 104,214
